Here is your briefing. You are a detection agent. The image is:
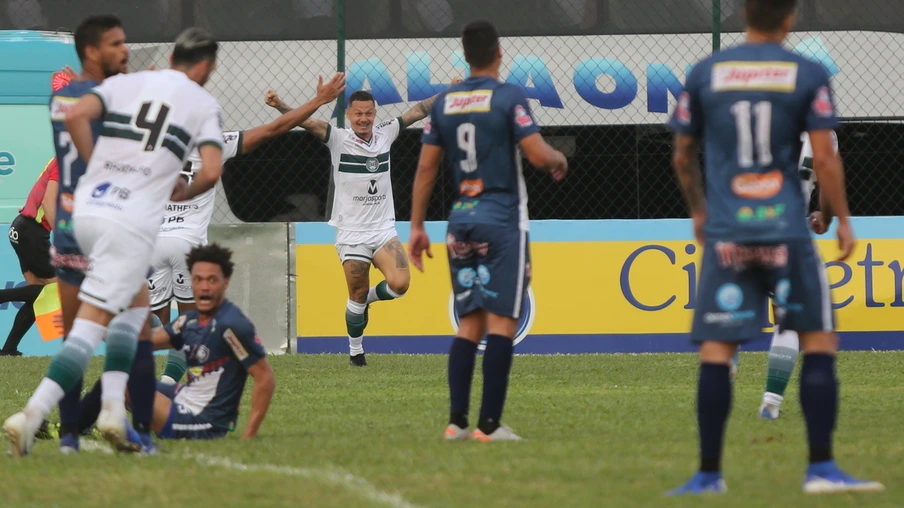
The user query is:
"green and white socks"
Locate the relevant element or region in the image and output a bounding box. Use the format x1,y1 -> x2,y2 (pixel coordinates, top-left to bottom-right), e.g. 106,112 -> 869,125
763,329 -> 800,408
366,280 -> 404,305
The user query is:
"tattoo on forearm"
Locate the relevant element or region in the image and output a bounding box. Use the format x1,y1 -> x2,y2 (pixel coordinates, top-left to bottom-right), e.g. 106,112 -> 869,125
674,138 -> 705,213
417,101 -> 429,116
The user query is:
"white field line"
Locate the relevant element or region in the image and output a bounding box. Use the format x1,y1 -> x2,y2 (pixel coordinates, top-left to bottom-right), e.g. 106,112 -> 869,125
190,453 -> 423,508
79,441 -> 422,507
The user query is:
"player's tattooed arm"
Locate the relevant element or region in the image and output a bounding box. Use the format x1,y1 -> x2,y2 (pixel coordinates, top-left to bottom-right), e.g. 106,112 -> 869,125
401,77 -> 464,128
264,88 -> 332,142
672,133 -> 705,215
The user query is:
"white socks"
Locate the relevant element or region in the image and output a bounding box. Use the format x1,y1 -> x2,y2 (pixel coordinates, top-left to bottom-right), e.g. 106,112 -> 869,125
24,378 -> 65,431
101,371 -> 129,404
349,335 -> 364,356
763,392 -> 784,407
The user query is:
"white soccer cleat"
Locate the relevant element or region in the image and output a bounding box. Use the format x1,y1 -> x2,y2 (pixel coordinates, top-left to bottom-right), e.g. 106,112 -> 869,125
803,462 -> 885,494
97,403 -> 137,452
759,402 -> 781,421
472,425 -> 523,442
443,424 -> 470,441
3,412 -> 35,458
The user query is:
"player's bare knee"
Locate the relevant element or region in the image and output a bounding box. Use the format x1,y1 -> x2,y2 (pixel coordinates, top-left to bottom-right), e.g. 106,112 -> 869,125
699,341 -> 740,364
388,276 -> 409,296
799,331 -> 838,354
486,313 -> 517,339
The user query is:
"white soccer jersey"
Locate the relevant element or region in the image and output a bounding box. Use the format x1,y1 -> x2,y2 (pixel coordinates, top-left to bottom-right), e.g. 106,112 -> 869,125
798,130 -> 839,209
325,117 -> 404,232
73,69 -> 223,238
159,131 -> 242,245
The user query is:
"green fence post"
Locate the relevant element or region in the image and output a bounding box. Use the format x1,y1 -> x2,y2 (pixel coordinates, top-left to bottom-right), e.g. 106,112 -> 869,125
712,0 -> 721,52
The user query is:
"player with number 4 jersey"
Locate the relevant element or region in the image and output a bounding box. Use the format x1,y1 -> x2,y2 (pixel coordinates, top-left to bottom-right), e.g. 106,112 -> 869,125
666,0 -> 882,496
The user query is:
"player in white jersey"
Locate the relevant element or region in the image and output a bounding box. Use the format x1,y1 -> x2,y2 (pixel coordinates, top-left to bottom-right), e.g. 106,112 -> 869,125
759,130 -> 840,420
3,28 -> 227,457
266,80 -> 460,366
150,74 -> 346,328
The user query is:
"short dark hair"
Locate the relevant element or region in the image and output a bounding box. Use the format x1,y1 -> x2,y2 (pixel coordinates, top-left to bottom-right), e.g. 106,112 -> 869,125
347,90 -> 376,108
462,20 -> 499,69
186,243 -> 234,279
746,0 -> 797,32
74,15 -> 122,62
172,27 -> 218,67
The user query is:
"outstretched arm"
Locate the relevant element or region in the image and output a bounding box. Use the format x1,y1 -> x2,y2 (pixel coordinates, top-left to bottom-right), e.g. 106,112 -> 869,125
400,77 -> 463,128
264,89 -> 331,142
243,358 -> 276,439
672,133 -> 706,245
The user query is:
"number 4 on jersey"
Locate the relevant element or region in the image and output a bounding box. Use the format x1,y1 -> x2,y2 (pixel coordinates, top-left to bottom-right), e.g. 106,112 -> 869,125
136,101 -> 172,152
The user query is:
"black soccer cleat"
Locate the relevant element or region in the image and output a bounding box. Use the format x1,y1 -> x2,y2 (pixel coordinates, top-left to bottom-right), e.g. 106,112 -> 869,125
350,353 -> 367,367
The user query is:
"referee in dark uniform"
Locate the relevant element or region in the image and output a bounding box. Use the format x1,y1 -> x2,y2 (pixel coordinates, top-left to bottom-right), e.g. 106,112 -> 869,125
0,158 -> 59,356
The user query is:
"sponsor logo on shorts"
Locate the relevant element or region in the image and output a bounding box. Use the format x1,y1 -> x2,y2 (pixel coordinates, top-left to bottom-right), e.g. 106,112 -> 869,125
8,226 -> 18,243
457,268 -> 477,289
715,242 -> 789,269
702,310 -> 757,325
446,235 -> 489,260
477,264 -> 491,285
716,283 -> 743,311
731,170 -> 783,199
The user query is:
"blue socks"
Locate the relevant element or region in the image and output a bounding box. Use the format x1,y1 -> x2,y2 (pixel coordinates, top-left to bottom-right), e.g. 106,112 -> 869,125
800,353 -> 837,463
59,378 -> 83,438
478,334 -> 515,435
127,340 -> 156,434
448,338 -> 477,428
698,363 -> 732,473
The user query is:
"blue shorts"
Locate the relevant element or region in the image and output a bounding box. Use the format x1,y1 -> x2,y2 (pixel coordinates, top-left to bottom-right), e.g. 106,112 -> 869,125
691,240 -> 834,343
447,222 -> 531,319
156,381 -> 228,440
51,230 -> 88,286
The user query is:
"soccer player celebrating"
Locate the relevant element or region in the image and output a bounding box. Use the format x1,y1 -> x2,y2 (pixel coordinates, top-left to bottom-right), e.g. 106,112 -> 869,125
409,20 -> 567,441
3,26 -> 225,457
759,130 -> 838,420
667,0 -> 882,494
264,79 -> 459,367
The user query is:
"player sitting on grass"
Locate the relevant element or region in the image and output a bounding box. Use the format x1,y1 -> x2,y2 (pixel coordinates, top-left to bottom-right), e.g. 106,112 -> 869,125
71,244 -> 275,442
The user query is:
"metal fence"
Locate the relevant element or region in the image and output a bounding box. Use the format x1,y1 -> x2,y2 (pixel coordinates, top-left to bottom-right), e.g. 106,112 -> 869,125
4,0 -> 903,222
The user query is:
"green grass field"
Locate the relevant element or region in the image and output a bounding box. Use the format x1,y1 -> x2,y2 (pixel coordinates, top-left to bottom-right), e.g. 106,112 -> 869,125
1,352 -> 901,507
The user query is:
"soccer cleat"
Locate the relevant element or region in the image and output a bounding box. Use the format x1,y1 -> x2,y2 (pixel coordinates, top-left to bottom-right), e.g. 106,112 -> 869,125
350,353 -> 367,367
3,412 -> 35,458
36,420 -> 60,440
472,425 -> 523,442
803,461 -> 885,494
759,402 -> 781,420
444,424 -> 470,441
667,472 -> 728,496
97,403 -> 139,453
59,433 -> 80,454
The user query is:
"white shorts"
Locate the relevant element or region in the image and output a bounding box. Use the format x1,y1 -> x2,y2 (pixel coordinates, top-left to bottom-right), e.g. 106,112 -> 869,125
74,215 -> 155,315
335,227 -> 398,264
149,236 -> 195,311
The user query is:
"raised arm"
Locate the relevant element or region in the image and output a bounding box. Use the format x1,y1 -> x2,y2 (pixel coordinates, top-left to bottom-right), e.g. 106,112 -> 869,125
241,74 -> 345,153
400,77 -> 463,128
264,89 -> 331,142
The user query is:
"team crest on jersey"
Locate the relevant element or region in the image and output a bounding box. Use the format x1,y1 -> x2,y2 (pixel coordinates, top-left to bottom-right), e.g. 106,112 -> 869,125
812,86 -> 834,117
731,170 -> 783,199
514,105 -> 534,128
444,90 -> 493,115
675,91 -> 692,124
712,62 -> 798,92
365,157 -> 380,172
50,96 -> 79,121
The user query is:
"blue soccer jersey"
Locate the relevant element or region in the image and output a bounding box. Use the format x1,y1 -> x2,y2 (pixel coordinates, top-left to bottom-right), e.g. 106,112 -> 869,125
668,42 -> 839,243
164,300 -> 266,433
50,80 -> 102,249
421,76 -> 541,230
